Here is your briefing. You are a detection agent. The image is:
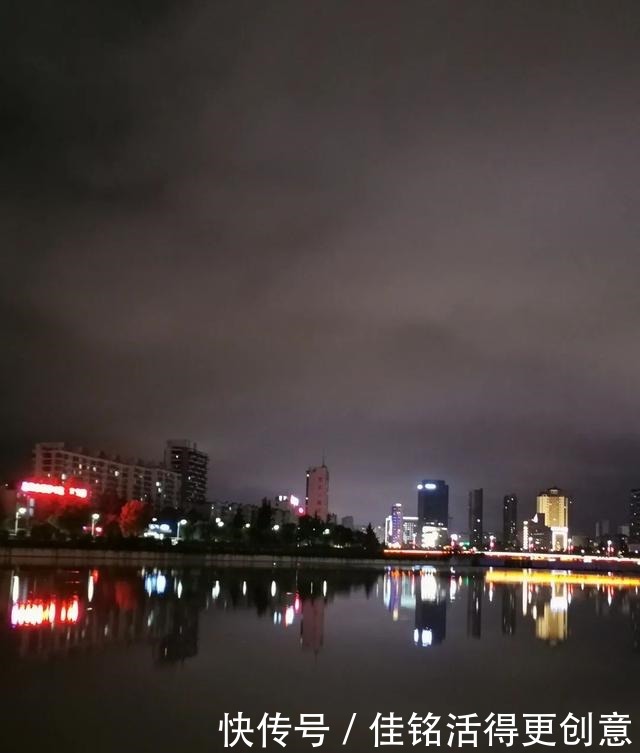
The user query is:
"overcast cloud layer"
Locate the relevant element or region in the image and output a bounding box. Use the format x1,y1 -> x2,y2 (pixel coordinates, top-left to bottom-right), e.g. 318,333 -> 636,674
2,1 -> 640,531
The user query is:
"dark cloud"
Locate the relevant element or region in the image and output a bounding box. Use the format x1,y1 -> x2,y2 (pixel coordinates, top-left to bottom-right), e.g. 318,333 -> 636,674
2,0 -> 640,532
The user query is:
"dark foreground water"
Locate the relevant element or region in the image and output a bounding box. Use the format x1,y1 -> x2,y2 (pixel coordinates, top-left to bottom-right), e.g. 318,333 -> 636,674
1,565 -> 638,752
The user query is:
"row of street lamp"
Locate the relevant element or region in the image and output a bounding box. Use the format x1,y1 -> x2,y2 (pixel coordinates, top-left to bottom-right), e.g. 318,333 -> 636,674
14,507 -> 102,536
13,509 -> 334,539
12,507 -> 196,541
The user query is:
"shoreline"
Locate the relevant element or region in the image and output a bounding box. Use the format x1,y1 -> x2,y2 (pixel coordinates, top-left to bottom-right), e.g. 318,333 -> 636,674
1,545 -> 640,574
0,545 -> 388,569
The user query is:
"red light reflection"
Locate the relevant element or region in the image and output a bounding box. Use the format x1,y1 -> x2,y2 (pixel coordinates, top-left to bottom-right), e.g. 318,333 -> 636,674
10,597 -> 80,628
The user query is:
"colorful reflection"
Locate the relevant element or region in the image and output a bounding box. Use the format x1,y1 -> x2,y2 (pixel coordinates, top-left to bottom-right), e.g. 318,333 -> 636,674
382,567 -> 640,649
382,568 -> 451,646
4,566 -> 639,663
0,567 -> 378,662
11,597 -> 79,628
485,569 -> 640,588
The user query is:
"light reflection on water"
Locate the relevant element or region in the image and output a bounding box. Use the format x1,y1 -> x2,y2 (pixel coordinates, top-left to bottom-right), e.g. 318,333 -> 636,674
3,564 -> 640,753
384,567 -> 640,647
2,565 -> 640,661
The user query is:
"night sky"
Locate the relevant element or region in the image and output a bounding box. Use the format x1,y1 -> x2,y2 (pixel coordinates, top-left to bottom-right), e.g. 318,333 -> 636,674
2,1 -> 640,532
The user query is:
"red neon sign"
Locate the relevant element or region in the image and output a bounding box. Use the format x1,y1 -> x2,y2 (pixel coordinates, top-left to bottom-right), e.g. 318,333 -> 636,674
20,480 -> 89,500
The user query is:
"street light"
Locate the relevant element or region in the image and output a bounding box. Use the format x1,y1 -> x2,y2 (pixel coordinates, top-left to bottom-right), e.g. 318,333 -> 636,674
91,512 -> 100,537
177,518 -> 188,541
14,506 -> 27,535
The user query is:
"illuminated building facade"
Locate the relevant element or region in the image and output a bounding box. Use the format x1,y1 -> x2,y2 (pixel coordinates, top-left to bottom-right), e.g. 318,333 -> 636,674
385,514 -> 420,547
418,524 -> 449,549
33,442 -> 180,507
305,463 -> 329,520
630,489 -> 640,544
503,494 -> 518,548
468,488 -> 483,549
403,517 -> 419,547
273,494 -> 303,524
165,439 -> 209,508
536,487 -> 569,551
523,513 -> 552,551
417,479 -> 448,547
390,504 -> 403,547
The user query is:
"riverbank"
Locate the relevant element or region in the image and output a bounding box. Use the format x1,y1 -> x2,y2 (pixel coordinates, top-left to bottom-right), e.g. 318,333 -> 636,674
0,545 -> 389,568
2,543 -> 640,574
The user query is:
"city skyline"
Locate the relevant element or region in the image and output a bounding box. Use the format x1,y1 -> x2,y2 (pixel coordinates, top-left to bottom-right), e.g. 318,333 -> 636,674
3,2 -> 640,533
5,437 -> 640,534
3,3 -> 639,751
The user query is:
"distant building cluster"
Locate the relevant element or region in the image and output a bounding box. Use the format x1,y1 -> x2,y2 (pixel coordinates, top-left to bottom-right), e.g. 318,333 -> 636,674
384,480 -> 640,555
33,441 -> 189,507
7,437 -> 640,554
2,440 -> 349,540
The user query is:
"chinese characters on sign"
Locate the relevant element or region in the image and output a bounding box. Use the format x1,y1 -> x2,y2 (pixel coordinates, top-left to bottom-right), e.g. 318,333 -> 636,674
218,712 -> 631,748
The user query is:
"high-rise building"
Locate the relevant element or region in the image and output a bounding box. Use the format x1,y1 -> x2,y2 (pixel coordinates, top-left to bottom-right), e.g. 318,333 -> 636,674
390,503 -> 403,547
536,487 -> 569,551
416,480 -> 449,549
402,517 -> 419,547
340,515 -> 354,530
165,440 -> 209,508
384,515 -> 419,547
503,494 -> 518,548
523,513 -> 552,551
468,489 -> 483,549
417,480 -> 448,527
33,442 -> 180,507
630,489 -> 640,543
305,463 -> 329,520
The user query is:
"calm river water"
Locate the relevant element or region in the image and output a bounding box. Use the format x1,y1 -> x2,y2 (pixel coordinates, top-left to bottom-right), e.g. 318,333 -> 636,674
1,565 -> 638,752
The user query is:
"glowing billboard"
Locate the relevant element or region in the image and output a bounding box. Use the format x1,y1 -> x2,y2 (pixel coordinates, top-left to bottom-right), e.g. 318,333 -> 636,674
20,480 -> 89,500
